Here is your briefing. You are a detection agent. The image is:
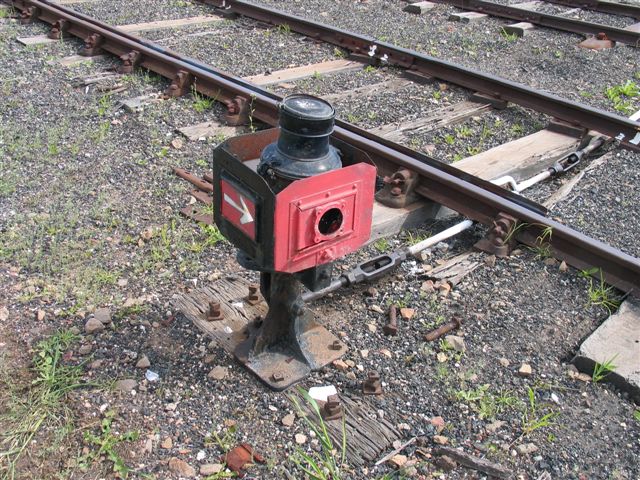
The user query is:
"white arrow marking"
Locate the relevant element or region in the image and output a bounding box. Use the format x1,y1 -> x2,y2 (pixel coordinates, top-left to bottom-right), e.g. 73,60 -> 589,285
223,193 -> 254,224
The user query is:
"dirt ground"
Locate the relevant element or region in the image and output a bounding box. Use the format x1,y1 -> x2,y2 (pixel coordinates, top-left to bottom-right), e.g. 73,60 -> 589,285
0,1 -> 639,479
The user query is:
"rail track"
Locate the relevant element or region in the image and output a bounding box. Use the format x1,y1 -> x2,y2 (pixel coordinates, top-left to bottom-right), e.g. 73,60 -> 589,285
5,0 -> 640,294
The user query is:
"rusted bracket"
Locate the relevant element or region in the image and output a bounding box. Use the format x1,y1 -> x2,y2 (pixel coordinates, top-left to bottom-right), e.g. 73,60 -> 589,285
375,168 -> 420,208
79,33 -> 105,56
117,50 -> 142,74
474,212 -> 518,257
223,95 -> 250,126
48,18 -> 70,39
165,70 -> 194,97
20,6 -> 40,24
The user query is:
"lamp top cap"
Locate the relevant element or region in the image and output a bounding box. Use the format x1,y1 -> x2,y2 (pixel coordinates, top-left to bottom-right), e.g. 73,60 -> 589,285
280,94 -> 334,121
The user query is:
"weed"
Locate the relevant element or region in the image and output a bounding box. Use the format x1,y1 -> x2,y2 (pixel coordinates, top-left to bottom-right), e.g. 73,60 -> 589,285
592,355 -> 618,383
466,145 -> 481,156
346,113 -> 361,123
521,387 -> 559,436
276,23 -> 291,35
432,90 -> 442,100
454,385 -> 519,420
454,125 -> 472,138
405,229 -> 431,245
0,330 -> 84,479
192,86 -> 216,113
206,424 -> 237,453
248,94 -> 258,133
196,158 -> 208,168
363,65 -> 376,73
80,410 -> 139,478
200,223 -> 226,246
312,71 -> 323,80
97,94 -> 112,117
510,123 -> 524,136
580,268 -> 621,314
289,389 -> 346,480
500,28 -> 518,42
634,410 -> 640,422
553,50 -> 563,59
333,47 -> 347,59
605,80 -> 639,115
443,133 -> 455,145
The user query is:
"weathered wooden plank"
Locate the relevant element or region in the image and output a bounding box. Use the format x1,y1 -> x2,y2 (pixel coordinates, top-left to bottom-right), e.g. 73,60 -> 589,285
427,252 -> 481,286
449,11 -> 488,22
404,1 -> 436,14
502,21 -> 535,37
117,15 -> 222,34
18,15 -> 222,46
453,128 -> 582,181
321,78 -> 412,104
368,100 -> 492,143
369,201 -> 441,244
48,54 -> 106,66
244,59 -> 363,86
177,121 -> 246,141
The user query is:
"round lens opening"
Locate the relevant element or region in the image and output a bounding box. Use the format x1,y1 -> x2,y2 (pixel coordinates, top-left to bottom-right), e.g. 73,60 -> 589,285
318,208 -> 343,235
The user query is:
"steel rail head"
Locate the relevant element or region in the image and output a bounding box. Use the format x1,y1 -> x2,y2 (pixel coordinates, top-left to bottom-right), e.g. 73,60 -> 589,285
10,0 -> 640,292
541,0 -> 640,20
201,0 -> 640,150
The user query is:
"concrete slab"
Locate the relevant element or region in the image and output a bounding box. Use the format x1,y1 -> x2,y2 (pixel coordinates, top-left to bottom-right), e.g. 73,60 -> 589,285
502,22 -> 535,37
574,298 -> 640,402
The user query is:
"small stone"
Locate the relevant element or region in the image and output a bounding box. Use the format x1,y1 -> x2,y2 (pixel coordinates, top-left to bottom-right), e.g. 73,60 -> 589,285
168,457 -> 195,477
117,278 -> 128,287
379,349 -> 392,358
84,318 -> 105,334
421,280 -> 435,293
114,379 -> 137,392
171,138 -> 184,150
200,464 -> 224,476
295,433 -> 307,444
389,454 -> 408,468
282,414 -> 295,427
78,344 -> 92,355
435,455 -> 457,471
332,359 -> 349,371
515,443 -> 539,455
559,261 -> 568,272
165,402 -> 178,411
196,451 -> 206,461
543,257 -> 557,266
360,349 -> 369,358
89,359 -> 103,369
444,335 -> 466,353
436,352 -> 448,363
36,310 -> 46,321
518,363 -> 533,377
203,354 -> 215,364
143,438 -> 153,454
94,307 -> 112,325
499,358 -> 510,367
161,437 -> 173,449
369,305 -> 384,314
208,366 -> 228,380
399,308 -> 415,320
484,255 -> 496,267
366,323 -> 377,333
433,435 -> 449,445
345,359 -> 355,368
136,355 -> 151,369
365,287 -> 378,297
0,306 -> 8,322
430,416 -> 445,432
576,372 -> 592,382
438,282 -> 451,297
486,420 -> 506,433
345,371 -> 357,380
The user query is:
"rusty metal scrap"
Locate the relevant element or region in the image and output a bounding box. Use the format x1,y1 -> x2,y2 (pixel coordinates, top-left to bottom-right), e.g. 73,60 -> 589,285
424,317 -> 461,342
383,304 -> 398,336
363,370 -> 383,395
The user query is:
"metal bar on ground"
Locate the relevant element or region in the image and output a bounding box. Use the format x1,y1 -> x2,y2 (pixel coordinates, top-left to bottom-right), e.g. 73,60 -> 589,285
542,0 -> 640,20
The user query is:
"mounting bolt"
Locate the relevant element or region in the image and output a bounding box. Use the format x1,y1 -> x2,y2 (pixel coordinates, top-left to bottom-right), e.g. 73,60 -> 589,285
363,370 -> 383,396
271,372 -> 285,383
322,394 -> 343,420
424,316 -> 462,342
207,301 -> 223,321
383,304 -> 398,336
247,283 -> 261,306
329,340 -> 342,350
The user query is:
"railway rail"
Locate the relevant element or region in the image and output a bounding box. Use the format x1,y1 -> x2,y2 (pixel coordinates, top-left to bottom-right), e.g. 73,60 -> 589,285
4,0 -> 640,294
422,0 -> 640,46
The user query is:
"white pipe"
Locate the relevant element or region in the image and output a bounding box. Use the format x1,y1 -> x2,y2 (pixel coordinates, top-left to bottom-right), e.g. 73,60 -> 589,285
405,166 -> 558,257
